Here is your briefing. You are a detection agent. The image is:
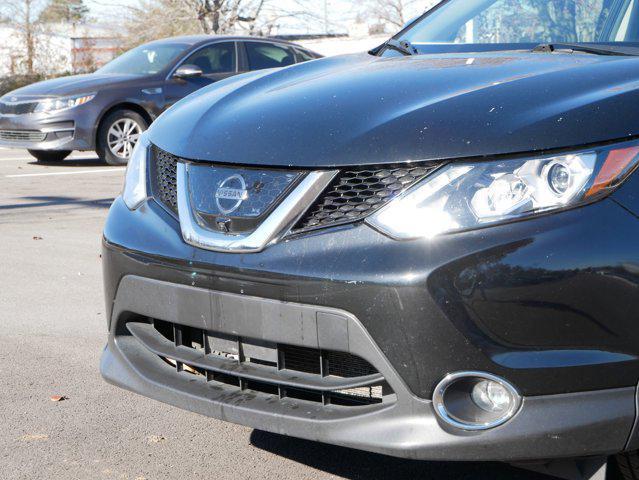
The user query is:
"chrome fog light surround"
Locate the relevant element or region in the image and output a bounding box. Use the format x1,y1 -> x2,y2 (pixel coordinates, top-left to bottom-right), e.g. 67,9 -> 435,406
433,371 -> 522,431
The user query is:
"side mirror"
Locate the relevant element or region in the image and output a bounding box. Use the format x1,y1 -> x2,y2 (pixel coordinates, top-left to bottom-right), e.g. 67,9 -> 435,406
173,64 -> 203,79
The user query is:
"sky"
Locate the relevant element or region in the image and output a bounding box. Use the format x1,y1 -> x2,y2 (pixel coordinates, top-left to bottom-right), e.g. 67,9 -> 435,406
85,0 -> 428,35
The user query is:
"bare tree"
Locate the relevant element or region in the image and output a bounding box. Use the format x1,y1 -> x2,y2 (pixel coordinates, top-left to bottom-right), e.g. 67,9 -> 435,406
0,0 -> 47,74
181,0 -> 267,34
121,0 -> 320,48
365,0 -> 435,31
39,0 -> 89,24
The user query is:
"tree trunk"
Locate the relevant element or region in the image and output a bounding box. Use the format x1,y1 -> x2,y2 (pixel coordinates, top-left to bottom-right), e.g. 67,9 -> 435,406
211,0 -> 221,33
25,0 -> 34,75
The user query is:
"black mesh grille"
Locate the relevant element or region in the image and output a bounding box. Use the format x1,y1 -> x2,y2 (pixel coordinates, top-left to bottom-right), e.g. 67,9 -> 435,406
326,351 -> 377,378
150,146 -> 178,215
293,164 -> 439,231
280,345 -> 322,375
0,101 -> 38,115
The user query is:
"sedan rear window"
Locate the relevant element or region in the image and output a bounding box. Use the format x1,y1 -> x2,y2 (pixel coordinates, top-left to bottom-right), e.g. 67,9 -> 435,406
245,42 -> 296,70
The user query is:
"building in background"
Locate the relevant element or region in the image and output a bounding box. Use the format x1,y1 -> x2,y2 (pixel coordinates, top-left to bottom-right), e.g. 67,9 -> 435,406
0,23 -> 118,76
71,35 -> 119,72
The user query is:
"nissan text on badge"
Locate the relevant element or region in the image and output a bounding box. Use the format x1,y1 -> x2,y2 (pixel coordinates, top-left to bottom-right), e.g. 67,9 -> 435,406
101,1 -> 639,479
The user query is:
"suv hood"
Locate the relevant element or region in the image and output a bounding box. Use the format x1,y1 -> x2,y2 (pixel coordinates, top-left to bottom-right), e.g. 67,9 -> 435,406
4,73 -> 144,100
150,51 -> 639,167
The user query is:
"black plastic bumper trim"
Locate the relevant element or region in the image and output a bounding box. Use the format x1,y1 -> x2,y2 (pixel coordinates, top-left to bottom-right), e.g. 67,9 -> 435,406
127,321 -> 385,392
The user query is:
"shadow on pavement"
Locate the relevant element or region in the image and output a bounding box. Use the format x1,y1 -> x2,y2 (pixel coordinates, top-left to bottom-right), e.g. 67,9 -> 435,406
249,430 -> 551,480
0,195 -> 115,211
27,157 -> 107,167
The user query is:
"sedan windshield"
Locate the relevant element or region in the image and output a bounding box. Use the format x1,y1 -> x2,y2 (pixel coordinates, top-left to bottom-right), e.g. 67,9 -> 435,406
98,43 -> 189,75
396,0 -> 639,54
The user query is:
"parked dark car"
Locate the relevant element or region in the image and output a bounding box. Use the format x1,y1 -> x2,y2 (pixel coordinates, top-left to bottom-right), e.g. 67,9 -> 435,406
0,36 -> 320,165
101,1 -> 639,479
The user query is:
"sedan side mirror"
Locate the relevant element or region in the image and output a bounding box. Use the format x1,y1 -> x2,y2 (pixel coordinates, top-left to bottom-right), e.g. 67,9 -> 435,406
173,64 -> 203,79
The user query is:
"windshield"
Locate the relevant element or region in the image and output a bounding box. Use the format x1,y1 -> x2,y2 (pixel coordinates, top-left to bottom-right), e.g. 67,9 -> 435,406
397,0 -> 639,53
98,43 -> 189,75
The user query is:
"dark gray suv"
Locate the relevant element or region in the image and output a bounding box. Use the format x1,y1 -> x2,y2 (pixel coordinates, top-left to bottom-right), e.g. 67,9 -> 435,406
0,36 -> 320,165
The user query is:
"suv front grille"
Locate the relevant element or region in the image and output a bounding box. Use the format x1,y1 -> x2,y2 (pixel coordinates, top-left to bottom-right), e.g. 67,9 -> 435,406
128,318 -> 390,407
0,101 -> 38,115
149,145 -> 440,231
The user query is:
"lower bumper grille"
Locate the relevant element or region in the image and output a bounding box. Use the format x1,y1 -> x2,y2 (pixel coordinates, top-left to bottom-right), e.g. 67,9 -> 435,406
0,130 -> 46,142
128,318 -> 391,407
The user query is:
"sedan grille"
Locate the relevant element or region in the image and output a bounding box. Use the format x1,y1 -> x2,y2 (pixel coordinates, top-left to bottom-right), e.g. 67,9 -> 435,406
0,101 -> 38,115
149,145 -> 440,231
0,130 -> 46,142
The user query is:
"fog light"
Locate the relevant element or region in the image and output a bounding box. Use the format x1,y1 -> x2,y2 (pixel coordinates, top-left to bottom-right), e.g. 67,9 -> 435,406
471,379 -> 512,413
433,372 -> 521,431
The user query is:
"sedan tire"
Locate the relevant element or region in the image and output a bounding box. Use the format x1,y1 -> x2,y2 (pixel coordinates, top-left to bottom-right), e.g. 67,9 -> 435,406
613,451 -> 639,480
97,109 -> 148,166
27,150 -> 71,163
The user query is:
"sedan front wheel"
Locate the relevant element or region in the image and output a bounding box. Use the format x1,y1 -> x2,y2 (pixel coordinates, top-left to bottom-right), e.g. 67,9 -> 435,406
97,109 -> 148,166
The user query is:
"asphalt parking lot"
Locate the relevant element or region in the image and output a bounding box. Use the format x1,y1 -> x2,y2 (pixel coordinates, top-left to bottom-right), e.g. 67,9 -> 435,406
0,148 -> 553,480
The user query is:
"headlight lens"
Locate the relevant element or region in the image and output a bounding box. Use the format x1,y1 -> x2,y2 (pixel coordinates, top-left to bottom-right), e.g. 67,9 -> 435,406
368,143 -> 639,239
34,93 -> 95,113
122,133 -> 149,210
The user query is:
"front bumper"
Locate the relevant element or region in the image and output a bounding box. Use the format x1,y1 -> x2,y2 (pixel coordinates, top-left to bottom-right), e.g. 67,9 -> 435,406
102,273 -> 635,461
0,109 -> 96,151
101,193 -> 639,461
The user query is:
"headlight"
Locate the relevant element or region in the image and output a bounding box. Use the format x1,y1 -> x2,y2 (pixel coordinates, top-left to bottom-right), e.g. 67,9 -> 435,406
34,93 -> 95,113
368,143 -> 639,239
122,133 -> 149,210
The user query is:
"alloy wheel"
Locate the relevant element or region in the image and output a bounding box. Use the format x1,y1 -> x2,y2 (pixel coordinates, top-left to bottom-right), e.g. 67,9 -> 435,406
107,118 -> 142,159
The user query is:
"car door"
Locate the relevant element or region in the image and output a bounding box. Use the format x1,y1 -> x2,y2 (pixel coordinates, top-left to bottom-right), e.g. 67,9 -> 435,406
163,41 -> 238,109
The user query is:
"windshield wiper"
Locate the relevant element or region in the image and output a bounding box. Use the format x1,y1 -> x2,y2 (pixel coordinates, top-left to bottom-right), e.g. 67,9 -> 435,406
375,39 -> 418,56
533,43 -> 639,56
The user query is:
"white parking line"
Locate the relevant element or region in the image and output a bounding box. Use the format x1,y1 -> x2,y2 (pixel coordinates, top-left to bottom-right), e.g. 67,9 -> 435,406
0,156 -> 99,162
5,168 -> 126,178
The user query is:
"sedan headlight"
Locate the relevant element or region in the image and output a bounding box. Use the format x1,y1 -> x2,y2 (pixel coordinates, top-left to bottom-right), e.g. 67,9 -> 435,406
122,133 -> 149,210
368,143 -> 639,239
34,93 -> 95,113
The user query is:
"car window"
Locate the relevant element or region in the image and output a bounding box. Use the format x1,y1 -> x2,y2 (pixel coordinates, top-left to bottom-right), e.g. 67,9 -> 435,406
451,0 -> 632,44
245,42 -> 296,70
98,44 -> 189,75
295,48 -> 316,62
402,0 -> 639,46
182,42 -> 236,75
